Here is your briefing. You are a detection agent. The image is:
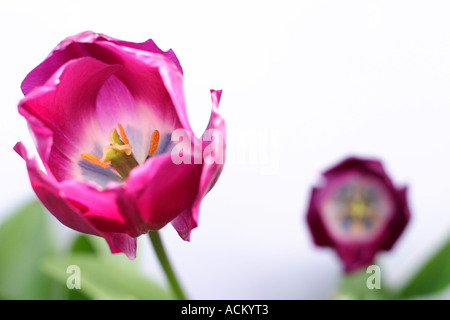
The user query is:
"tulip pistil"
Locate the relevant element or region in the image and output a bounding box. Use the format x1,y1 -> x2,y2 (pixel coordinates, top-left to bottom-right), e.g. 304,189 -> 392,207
81,123 -> 138,180
81,124 -> 161,180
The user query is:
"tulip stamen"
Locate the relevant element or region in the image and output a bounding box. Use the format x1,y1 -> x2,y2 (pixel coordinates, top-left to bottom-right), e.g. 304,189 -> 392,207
81,124 -> 139,180
148,130 -> 160,156
118,123 -> 129,145
81,124 -> 161,179
81,153 -> 110,168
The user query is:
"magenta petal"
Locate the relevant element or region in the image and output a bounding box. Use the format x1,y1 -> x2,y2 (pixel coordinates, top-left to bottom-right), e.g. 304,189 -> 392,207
21,31 -> 190,168
156,58 -> 191,131
21,44 -> 83,96
15,142 -> 98,235
323,157 -> 398,192
21,31 -> 113,95
92,40 -> 184,131
104,233 -> 137,259
19,57 -> 122,183
14,142 -> 137,259
379,187 -> 410,250
70,31 -> 184,74
22,31 -> 184,138
334,243 -> 378,273
95,75 -> 157,164
21,31 -> 105,95
171,208 -> 198,241
60,181 -> 128,234
306,187 -> 334,247
104,37 -> 183,75
200,90 -> 226,194
125,154 -> 203,232
95,75 -> 140,136
172,90 -> 226,240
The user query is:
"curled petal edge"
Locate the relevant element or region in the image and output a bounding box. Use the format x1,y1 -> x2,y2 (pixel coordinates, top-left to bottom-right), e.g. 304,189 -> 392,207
22,31 -> 182,96
172,89 -> 225,240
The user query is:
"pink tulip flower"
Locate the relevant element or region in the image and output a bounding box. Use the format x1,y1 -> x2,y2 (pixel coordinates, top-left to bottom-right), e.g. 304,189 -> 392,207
15,31 -> 226,259
306,157 -> 410,272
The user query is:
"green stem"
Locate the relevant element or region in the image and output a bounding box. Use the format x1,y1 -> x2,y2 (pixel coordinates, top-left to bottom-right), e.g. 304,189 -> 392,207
148,231 -> 187,300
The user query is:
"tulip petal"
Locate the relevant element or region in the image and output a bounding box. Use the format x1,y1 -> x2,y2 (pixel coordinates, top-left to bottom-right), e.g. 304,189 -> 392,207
335,243 -> 378,273
172,90 -> 226,240
104,36 -> 183,74
21,43 -> 84,96
21,31 -> 183,94
306,187 -> 334,247
22,31 -> 188,168
94,74 -> 172,164
19,57 -> 124,187
92,40 -> 185,152
60,181 -> 127,234
21,31 -> 105,95
124,153 -> 203,232
323,157 -> 397,192
379,187 -> 411,250
14,142 -> 137,259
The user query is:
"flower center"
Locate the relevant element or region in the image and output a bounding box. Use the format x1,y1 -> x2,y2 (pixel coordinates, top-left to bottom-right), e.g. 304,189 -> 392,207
335,185 -> 379,233
81,123 -> 160,180
320,174 -> 394,242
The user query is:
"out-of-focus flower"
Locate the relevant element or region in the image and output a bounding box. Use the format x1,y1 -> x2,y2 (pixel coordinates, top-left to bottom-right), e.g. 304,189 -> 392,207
306,157 -> 410,272
15,31 -> 226,259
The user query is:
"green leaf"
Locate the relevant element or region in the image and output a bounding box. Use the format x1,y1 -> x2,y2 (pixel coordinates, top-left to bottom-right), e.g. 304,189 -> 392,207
399,236 -> 450,299
335,266 -> 395,300
41,253 -> 174,300
67,234 -> 98,300
70,234 -> 98,255
0,200 -> 56,299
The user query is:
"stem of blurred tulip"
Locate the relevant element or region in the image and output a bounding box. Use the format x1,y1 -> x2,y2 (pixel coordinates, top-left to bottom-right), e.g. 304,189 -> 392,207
148,231 -> 187,300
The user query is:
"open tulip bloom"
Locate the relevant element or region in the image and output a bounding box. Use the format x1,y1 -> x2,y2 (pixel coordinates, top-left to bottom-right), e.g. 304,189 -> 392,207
306,157 -> 410,273
14,31 -> 225,299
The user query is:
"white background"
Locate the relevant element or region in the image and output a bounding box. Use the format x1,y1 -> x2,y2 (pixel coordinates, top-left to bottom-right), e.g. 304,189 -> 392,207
1,0 -> 450,299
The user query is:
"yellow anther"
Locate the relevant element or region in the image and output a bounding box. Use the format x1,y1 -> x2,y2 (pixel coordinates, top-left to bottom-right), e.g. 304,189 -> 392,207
148,130 -> 160,156
117,123 -> 129,145
81,153 -> 110,168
